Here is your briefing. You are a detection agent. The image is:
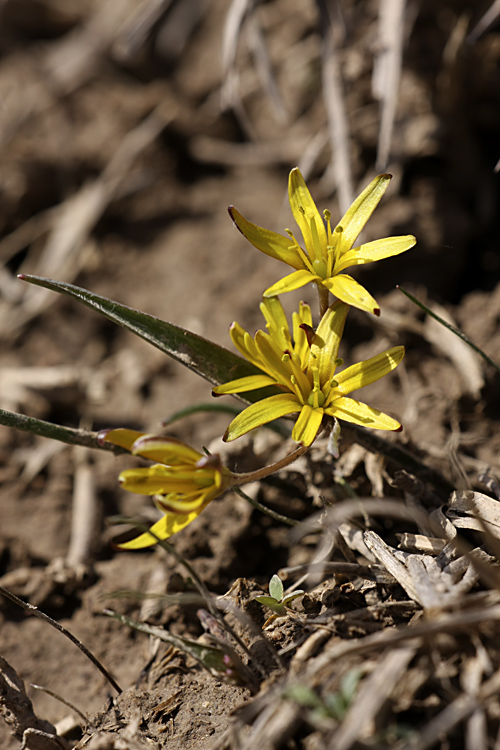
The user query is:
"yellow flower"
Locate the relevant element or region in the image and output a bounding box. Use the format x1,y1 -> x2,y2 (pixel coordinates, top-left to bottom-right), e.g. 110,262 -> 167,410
228,169 -> 416,315
213,297 -> 404,446
99,429 -> 234,549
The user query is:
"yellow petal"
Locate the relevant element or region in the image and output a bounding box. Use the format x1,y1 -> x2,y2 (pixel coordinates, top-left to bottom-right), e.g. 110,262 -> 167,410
292,301 -> 313,367
288,168 -> 327,262
334,174 -> 392,255
156,491 -> 212,514
99,428 -> 146,451
323,274 -> 380,315
224,394 -> 300,442
326,396 -> 401,430
311,300 -> 349,381
334,235 -> 416,273
213,374 -> 277,395
131,435 -> 201,465
229,322 -> 262,369
115,508 -> 205,549
119,467 -> 197,495
260,296 -> 291,349
333,346 -> 405,395
229,206 -> 304,270
264,269 -> 320,297
291,404 -> 324,446
256,331 -> 311,398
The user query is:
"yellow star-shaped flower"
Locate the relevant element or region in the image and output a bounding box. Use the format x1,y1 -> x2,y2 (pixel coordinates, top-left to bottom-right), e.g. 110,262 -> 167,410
229,169 -> 416,315
213,297 -> 404,446
99,429 -> 234,549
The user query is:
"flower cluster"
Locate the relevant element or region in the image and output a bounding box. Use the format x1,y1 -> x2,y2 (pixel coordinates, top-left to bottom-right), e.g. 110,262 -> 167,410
103,169 -> 415,546
213,297 -> 404,447
99,429 -> 235,548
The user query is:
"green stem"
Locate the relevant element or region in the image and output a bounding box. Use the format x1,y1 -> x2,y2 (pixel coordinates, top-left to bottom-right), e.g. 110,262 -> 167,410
317,283 -> 330,318
235,487 -> 298,526
232,443 -> 309,485
398,285 -> 500,373
0,408 -> 126,453
0,586 -> 122,694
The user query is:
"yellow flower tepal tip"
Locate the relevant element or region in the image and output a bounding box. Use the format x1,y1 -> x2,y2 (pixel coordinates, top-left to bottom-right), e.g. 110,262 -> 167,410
229,168 -> 416,315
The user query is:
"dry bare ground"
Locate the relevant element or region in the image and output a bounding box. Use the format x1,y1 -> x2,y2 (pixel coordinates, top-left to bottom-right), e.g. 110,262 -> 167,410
2,1 -> 500,748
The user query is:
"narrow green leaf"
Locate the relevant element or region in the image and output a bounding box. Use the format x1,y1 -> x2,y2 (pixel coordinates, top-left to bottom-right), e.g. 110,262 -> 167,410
397,285 -> 500,373
0,407 -> 125,453
18,274 -> 278,402
163,402 -> 291,438
103,609 -> 249,685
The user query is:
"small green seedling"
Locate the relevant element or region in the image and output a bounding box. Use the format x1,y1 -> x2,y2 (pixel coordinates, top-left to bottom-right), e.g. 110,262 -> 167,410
255,574 -> 304,625
284,667 -> 364,724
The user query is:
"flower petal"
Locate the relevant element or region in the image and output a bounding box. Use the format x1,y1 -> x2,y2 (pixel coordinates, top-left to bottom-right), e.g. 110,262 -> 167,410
288,168 -> 328,263
334,235 -> 416,273
291,404 -> 324,446
229,322 -> 262,369
334,174 -> 392,255
223,393 -> 300,442
99,428 -> 146,451
256,331 -> 311,398
264,269 -> 320,298
115,508 -> 206,549
326,396 -> 401,430
155,491 -> 212,514
213,373 -> 278,395
292,301 -> 313,367
260,296 -> 292,349
131,435 -> 202,464
119,466 -> 200,495
323,274 -> 380,315
229,206 -> 304,270
310,300 -> 349,380
333,346 -> 405,395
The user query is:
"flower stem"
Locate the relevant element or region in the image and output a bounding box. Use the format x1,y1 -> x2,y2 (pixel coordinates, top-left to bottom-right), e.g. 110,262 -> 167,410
317,283 -> 330,318
232,443 -> 309,485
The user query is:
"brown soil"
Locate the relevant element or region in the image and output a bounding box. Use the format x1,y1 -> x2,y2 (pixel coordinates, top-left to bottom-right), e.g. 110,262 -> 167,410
1,1 -> 500,749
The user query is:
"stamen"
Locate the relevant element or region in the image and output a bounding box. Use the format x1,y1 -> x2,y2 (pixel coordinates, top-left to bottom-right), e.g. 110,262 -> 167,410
324,209 -> 332,244
309,216 -> 323,263
285,228 -> 314,270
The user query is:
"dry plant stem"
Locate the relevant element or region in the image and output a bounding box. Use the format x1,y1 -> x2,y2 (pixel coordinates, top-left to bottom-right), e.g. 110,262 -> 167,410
66,447 -> 99,567
115,521 -> 259,670
0,586 -> 122,695
342,422 -> 454,496
0,656 -> 63,748
30,685 -> 87,724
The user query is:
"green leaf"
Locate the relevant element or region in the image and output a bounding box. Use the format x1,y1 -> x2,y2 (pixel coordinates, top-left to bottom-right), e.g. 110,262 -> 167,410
397,285 -> 500,373
18,274 -> 278,403
340,667 -> 363,702
254,595 -> 285,615
282,590 -> 305,607
0,407 -> 126,453
103,609 -> 250,685
269,574 -> 284,601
